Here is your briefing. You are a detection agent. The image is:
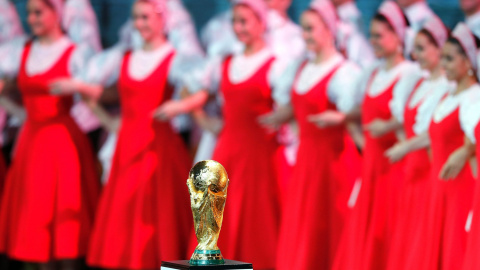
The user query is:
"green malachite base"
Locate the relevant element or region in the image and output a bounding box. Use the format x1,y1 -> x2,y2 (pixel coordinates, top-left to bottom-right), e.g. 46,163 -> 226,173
189,249 -> 225,265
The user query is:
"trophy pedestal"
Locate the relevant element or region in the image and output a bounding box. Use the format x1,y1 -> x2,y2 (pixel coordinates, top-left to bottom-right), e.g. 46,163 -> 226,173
161,260 -> 253,269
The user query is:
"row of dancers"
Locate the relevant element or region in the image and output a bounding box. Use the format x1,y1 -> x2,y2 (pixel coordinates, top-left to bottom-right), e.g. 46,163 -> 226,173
2,0 -> 480,270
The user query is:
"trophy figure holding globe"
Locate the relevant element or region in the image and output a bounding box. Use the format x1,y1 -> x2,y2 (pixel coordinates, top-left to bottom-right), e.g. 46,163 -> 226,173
160,160 -> 253,270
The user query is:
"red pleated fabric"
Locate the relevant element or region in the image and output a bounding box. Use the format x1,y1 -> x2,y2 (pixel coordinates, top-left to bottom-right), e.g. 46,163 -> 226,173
87,51 -> 192,270
462,122 -> 480,270
276,61 -> 360,270
333,69 -> 405,270
387,79 -> 432,270
0,41 -> 100,262
199,55 -> 281,270
407,104 -> 474,270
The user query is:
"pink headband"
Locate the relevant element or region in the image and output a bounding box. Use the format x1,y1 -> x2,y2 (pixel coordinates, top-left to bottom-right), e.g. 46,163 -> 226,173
378,1 -> 407,42
421,16 -> 448,48
452,23 -> 478,70
232,0 -> 268,26
309,0 -> 338,35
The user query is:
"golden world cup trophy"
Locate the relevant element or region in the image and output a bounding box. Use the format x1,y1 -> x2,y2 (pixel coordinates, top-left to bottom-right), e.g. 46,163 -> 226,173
160,160 -> 253,270
187,160 -> 229,266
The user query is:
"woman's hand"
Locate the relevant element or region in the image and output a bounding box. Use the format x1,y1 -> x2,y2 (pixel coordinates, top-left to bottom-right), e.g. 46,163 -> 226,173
153,100 -> 186,121
307,110 -> 346,128
364,119 -> 392,138
258,105 -> 293,132
192,109 -> 223,135
439,146 -> 472,180
50,78 -> 80,95
385,142 -> 409,163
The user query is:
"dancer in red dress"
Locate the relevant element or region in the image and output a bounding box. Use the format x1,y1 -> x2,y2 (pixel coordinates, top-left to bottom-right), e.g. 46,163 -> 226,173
164,1 -> 292,268
406,23 -> 478,270
52,1 -> 196,269
385,16 -> 451,270
276,1 -> 362,269
0,0 -> 99,269
333,2 -> 420,269
460,81 -> 480,270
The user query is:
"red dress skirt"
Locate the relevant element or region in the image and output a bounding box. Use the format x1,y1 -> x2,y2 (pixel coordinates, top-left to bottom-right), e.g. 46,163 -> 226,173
0,41 -> 100,262
462,121 -> 480,270
333,70 -> 405,270
201,55 -> 281,270
87,51 -> 192,270
387,79 -> 432,270
407,105 -> 474,270
276,62 -> 360,270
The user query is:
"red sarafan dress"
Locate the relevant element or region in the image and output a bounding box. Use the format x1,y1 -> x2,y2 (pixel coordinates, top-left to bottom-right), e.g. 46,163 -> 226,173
210,55 -> 281,269
409,93 -> 475,270
276,61 -> 359,270
0,40 -> 100,262
386,78 -> 434,270
334,69 -> 405,270
462,121 -> 480,270
87,50 -> 192,270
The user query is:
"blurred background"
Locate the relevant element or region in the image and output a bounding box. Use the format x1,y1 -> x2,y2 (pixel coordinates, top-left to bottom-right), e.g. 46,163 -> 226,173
9,0 -> 466,49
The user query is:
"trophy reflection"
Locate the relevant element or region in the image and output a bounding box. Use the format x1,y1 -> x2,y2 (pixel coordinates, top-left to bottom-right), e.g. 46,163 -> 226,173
187,160 -> 229,265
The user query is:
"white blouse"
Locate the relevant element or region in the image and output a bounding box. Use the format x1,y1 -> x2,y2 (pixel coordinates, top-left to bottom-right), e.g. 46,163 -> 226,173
267,10 -> 306,63
411,76 -> 451,135
63,0 -> 102,52
460,85 -> 480,143
432,84 -> 479,124
0,36 -> 93,80
84,42 -> 201,93
358,60 -> 420,107
294,54 -> 361,113
0,0 -> 24,44
200,47 -> 293,106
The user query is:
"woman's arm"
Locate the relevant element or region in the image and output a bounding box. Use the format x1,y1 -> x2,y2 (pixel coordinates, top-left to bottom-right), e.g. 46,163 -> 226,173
385,132 -> 430,163
439,136 -> 476,180
152,89 -> 209,121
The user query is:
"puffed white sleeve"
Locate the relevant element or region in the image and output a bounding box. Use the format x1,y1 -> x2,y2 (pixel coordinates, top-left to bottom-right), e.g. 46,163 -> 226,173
69,43 -> 96,81
460,88 -> 480,144
356,62 -> 380,105
413,80 -> 452,135
168,53 -> 207,94
389,64 -> 422,122
64,14 -> 102,53
389,71 -> 424,123
0,2 -> 24,44
81,45 -> 124,86
270,58 -> 303,106
328,61 -> 362,113
0,36 -> 27,79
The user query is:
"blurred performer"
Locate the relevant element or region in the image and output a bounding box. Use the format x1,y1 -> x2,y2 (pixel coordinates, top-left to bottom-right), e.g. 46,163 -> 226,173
164,0 -> 293,267
0,0 -> 100,269
406,23 -> 478,270
461,0 -> 480,37
333,2 -> 420,270
397,0 -> 435,58
275,1 -> 362,269
63,0 -> 104,151
0,0 -> 24,44
330,0 -> 375,68
51,1 -> 196,268
460,69 -> 480,270
385,16 -> 451,270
